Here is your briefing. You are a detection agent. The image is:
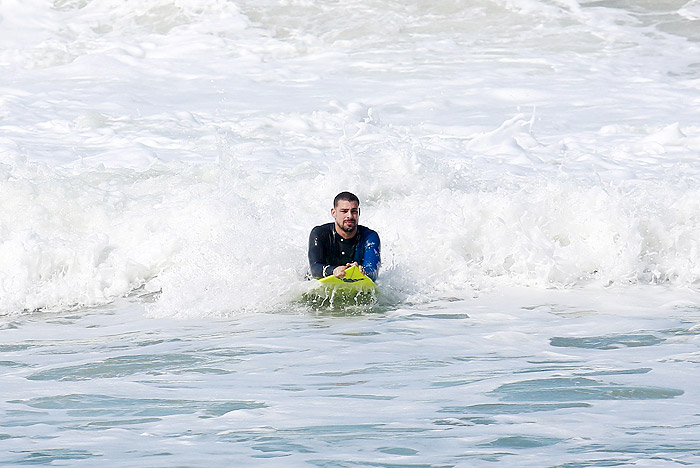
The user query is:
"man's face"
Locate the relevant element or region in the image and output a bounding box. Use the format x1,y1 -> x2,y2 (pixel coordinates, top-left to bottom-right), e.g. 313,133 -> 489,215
332,200 -> 360,235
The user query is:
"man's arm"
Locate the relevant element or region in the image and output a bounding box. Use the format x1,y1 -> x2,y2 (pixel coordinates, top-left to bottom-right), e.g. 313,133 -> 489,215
308,226 -> 333,278
360,231 -> 381,281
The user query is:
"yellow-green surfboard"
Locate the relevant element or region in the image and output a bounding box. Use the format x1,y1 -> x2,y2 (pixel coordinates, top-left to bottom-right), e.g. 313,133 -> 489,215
305,266 -> 377,307
318,265 -> 376,293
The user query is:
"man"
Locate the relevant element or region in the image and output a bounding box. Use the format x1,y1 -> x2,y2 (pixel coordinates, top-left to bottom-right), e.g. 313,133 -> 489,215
308,192 -> 380,281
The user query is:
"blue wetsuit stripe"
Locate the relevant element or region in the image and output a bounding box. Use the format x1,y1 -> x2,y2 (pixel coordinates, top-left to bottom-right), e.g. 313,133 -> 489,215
354,228 -> 380,281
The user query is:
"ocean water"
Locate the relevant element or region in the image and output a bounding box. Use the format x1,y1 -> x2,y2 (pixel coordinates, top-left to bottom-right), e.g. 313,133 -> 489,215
1,0 -> 700,466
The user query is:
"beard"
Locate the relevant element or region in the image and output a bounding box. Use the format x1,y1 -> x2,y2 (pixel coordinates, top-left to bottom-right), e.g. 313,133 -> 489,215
338,220 -> 357,233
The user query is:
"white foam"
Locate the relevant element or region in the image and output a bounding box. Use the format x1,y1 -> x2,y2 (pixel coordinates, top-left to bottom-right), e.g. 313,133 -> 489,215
1,0 -> 700,315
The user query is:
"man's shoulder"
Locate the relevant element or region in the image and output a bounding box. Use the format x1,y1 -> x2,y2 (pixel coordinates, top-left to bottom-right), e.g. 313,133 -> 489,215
311,223 -> 334,234
358,225 -> 379,238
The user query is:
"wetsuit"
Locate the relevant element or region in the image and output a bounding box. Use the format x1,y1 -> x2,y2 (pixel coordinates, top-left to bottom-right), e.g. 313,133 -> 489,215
308,223 -> 381,281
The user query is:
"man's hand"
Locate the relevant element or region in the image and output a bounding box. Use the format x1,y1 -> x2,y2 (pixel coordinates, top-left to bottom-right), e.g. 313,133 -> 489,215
333,262 -> 362,278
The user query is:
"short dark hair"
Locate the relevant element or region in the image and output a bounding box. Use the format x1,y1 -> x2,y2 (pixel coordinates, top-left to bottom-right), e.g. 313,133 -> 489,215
333,191 -> 360,208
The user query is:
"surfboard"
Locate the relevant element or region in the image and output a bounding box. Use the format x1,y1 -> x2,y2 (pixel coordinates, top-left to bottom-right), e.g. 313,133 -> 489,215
303,265 -> 377,308
317,265 -> 376,293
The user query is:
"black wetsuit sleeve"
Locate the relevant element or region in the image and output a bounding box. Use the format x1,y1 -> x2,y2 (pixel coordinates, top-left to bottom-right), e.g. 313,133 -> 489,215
308,225 -> 333,278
